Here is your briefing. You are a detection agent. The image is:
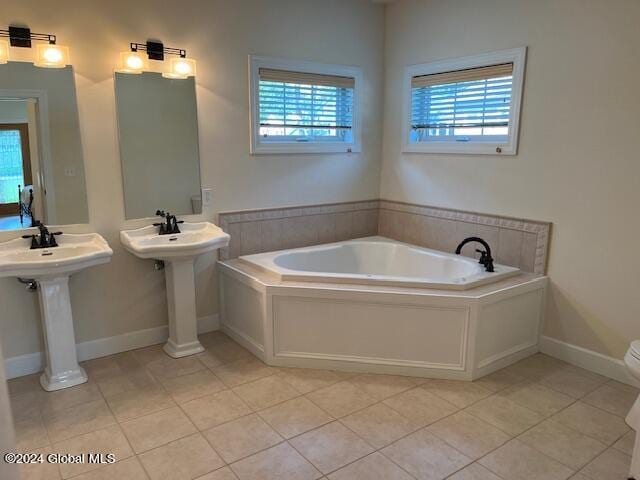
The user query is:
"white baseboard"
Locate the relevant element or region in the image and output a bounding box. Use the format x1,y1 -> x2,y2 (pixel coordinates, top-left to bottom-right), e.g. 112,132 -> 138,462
540,335 -> 640,388
4,314 -> 219,380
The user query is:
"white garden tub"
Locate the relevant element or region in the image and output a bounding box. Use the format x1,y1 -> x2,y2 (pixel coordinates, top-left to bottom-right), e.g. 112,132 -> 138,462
219,236 -> 547,381
240,236 -> 519,290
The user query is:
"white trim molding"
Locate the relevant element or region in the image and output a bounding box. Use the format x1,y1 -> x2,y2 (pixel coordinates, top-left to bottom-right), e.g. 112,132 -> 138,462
401,47 -> 527,156
4,314 -> 219,380
248,55 -> 363,155
540,335 -> 640,387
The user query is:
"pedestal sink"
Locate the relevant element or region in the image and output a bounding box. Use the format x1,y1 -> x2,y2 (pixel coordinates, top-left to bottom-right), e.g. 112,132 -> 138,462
120,222 -> 230,358
0,233 -> 113,391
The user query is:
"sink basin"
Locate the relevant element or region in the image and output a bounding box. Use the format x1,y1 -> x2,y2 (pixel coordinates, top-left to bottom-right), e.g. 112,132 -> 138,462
0,233 -> 113,279
120,222 -> 230,358
0,231 -> 113,392
120,222 -> 229,260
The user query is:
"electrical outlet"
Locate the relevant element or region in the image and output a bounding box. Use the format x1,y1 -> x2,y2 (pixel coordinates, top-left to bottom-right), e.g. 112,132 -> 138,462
64,167 -> 76,177
202,188 -> 213,206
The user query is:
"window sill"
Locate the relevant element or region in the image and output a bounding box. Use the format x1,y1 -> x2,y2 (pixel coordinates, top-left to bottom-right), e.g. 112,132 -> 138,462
402,142 -> 516,155
251,142 -> 361,155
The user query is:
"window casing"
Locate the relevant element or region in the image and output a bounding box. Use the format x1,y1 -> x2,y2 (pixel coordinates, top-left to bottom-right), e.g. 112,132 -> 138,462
250,56 -> 362,154
403,47 -> 526,155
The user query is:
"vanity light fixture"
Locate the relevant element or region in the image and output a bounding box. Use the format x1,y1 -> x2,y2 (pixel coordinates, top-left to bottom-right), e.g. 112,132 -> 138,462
0,40 -> 8,64
118,41 -> 196,78
0,25 -> 70,68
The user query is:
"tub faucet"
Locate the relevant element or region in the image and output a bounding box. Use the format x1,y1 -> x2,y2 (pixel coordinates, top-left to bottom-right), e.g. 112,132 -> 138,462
455,237 -> 495,272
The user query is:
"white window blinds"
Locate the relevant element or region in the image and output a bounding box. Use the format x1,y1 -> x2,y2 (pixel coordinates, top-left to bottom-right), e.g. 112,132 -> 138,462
258,68 -> 355,143
410,63 -> 514,143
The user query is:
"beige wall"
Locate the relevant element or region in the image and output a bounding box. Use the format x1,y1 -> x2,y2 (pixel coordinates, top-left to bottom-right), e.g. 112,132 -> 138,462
381,0 -> 640,358
0,0 -> 384,359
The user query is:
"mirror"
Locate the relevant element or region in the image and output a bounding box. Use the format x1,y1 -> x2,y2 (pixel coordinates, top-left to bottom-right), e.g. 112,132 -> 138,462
115,72 -> 202,220
0,62 -> 89,231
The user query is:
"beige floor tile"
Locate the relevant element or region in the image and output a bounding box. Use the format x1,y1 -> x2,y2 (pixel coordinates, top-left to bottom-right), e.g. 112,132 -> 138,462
203,413 -> 282,463
18,445 -> 61,480
196,466 -> 239,480
259,396 -> 333,439
381,428 -> 471,480
422,380 -> 492,408
95,367 -> 158,400
277,368 -> 343,394
306,381 -> 376,418
8,373 -> 44,396
212,358 -> 277,387
39,383 -> 103,414
120,406 -> 197,453
52,425 -> 133,478
328,452 -> 413,480
473,369 -> 525,393
159,369 -> 226,404
43,398 -> 116,443
198,337 -> 252,367
552,401 -> 629,445
500,381 -> 574,416
233,375 -> 301,410
427,411 -> 511,459
349,374 -> 416,400
70,456 -> 148,480
105,385 -> 175,422
10,391 -> 45,422
383,388 -> 458,426
479,439 -> 574,480
139,432 -> 225,480
181,389 -> 252,430
145,355 -> 206,380
612,429 -> 635,455
465,395 -> 544,435
582,382 -> 638,418
289,421 -> 374,474
132,344 -> 167,365
230,442 -> 321,480
580,447 -> 632,480
341,403 -> 418,449
568,474 -> 591,480
505,354 -> 567,380
14,413 -> 50,453
518,419 -> 607,470
447,463 -> 502,480
539,366 -> 607,399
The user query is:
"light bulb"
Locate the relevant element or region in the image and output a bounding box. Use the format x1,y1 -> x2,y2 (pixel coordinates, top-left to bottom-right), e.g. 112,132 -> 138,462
117,51 -> 147,74
165,57 -> 196,78
0,40 -> 9,64
34,44 -> 69,68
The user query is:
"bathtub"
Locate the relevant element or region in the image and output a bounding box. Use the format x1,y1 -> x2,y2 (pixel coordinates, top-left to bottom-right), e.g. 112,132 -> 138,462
218,237 -> 547,381
240,236 -> 519,290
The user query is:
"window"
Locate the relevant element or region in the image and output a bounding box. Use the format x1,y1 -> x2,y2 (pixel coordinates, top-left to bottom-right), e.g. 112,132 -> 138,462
250,56 -> 362,154
0,124 -> 32,216
403,47 -> 526,155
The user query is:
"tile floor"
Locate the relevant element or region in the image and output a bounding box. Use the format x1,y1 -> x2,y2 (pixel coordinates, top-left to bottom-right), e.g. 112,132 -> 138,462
8,331 -> 638,480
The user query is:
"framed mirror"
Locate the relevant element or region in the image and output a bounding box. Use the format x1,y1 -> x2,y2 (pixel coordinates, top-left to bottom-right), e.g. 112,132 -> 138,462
115,72 -> 202,220
0,62 -> 89,231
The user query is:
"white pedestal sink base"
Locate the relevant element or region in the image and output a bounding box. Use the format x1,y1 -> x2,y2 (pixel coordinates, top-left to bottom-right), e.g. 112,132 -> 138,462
38,276 -> 87,391
163,259 -> 204,358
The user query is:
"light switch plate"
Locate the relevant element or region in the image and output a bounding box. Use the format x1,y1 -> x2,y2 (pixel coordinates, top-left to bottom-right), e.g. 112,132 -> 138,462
202,188 -> 213,206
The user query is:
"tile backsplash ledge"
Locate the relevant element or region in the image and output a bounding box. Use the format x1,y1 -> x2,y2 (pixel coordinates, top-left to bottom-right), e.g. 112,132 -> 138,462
218,199 -> 551,274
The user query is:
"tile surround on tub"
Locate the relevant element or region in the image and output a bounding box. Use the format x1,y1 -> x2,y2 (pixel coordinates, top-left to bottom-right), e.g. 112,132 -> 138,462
377,200 -> 551,274
218,200 -> 380,260
217,199 -> 551,274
